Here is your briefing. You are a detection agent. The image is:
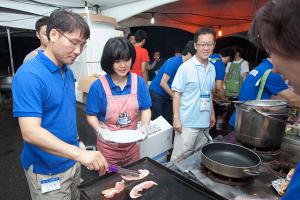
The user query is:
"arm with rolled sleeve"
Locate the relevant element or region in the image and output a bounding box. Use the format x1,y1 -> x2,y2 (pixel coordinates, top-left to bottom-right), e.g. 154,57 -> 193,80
160,59 -> 178,97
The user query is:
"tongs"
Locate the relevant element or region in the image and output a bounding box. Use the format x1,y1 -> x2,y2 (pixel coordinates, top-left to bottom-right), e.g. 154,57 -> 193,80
108,164 -> 140,177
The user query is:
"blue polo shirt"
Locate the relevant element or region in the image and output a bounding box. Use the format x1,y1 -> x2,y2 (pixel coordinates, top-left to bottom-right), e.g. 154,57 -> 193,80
149,56 -> 183,97
210,54 -> 225,81
229,59 -> 288,127
12,51 -> 78,175
86,73 -> 151,121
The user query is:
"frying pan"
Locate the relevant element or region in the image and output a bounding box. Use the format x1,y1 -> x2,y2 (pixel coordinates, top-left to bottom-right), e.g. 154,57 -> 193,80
201,142 -> 261,178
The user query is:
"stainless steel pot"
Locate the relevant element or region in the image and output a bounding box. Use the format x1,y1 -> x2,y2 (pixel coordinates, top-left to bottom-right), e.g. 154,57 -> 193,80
235,100 -> 289,148
280,133 -> 300,164
0,75 -> 12,91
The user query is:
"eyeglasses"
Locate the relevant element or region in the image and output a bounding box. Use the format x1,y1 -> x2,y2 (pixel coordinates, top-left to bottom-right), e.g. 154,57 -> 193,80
196,42 -> 215,48
56,30 -> 87,50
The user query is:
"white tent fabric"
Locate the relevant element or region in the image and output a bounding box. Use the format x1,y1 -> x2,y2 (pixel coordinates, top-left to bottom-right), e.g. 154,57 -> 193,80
0,0 -> 177,30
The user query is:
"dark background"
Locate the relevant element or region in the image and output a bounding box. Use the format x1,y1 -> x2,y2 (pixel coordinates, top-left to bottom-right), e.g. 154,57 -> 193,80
0,26 -> 267,76
131,26 -> 267,69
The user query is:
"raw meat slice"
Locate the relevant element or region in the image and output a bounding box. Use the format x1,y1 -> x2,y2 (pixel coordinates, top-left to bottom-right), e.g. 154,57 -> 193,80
129,181 -> 158,199
101,180 -> 125,198
121,169 -> 149,181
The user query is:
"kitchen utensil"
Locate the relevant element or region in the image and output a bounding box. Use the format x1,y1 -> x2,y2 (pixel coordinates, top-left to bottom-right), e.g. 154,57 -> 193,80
201,142 -> 261,178
78,158 -> 226,200
235,100 -> 289,148
108,164 -> 140,177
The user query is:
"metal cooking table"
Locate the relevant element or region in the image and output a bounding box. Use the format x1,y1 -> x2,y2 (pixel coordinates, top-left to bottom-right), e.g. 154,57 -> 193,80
171,150 -> 280,200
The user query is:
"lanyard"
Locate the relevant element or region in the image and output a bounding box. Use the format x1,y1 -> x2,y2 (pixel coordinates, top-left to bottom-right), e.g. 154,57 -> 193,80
256,69 -> 272,100
195,64 -> 210,94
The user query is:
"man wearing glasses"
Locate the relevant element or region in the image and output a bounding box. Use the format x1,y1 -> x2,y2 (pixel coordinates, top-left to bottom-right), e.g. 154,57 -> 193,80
170,28 -> 216,161
12,9 -> 108,200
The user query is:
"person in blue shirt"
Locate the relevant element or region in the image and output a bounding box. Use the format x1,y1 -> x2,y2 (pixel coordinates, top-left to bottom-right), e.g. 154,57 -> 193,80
149,40 -> 196,124
210,47 -> 234,100
229,58 -> 300,127
249,1 -> 300,199
86,37 -> 151,167
171,28 -> 216,161
12,10 -> 108,200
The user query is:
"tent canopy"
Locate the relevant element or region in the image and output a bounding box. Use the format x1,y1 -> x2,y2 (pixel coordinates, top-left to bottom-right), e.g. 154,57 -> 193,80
119,0 -> 268,36
0,0 -> 267,36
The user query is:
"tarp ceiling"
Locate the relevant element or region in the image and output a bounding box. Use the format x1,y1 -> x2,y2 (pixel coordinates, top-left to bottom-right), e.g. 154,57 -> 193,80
0,0 -> 268,36
119,0 -> 268,36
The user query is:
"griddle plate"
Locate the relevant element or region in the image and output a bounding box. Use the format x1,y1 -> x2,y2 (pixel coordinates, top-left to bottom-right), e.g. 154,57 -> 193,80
78,158 -> 226,200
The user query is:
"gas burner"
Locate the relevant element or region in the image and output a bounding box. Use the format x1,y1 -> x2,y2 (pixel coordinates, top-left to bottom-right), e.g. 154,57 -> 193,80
200,165 -> 254,186
238,143 -> 281,156
265,160 -> 295,178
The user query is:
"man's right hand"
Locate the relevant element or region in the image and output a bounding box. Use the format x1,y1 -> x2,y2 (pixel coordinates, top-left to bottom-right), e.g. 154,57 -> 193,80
173,117 -> 182,133
77,150 -> 108,172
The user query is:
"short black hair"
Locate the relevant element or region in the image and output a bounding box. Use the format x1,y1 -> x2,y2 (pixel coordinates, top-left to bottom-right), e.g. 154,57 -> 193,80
233,47 -> 244,58
134,30 -> 147,43
101,37 -> 136,75
219,47 -> 234,61
194,27 -> 216,43
46,9 -> 90,41
35,16 -> 49,32
182,40 -> 196,56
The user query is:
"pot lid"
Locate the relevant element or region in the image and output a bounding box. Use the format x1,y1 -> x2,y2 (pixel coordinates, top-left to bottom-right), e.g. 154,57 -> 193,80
282,134 -> 300,146
244,100 -> 287,107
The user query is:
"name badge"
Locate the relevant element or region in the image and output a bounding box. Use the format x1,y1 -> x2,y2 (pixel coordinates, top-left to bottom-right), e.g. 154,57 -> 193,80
41,177 -> 61,194
200,91 -> 210,111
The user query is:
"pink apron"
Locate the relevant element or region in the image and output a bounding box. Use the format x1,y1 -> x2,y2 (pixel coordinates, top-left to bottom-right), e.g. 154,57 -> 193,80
97,74 -> 141,167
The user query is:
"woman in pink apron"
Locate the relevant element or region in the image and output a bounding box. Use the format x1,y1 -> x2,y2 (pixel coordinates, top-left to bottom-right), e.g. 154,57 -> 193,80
86,37 -> 151,170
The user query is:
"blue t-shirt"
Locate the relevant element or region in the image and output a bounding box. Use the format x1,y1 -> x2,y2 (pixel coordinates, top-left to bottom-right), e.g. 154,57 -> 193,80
281,163 -> 300,199
86,73 -> 151,121
210,54 -> 225,81
149,56 -> 183,97
172,56 -> 215,128
229,59 -> 288,127
12,50 -> 78,175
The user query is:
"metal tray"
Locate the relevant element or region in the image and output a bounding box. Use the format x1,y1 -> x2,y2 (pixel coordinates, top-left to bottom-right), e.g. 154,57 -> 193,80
78,157 -> 226,200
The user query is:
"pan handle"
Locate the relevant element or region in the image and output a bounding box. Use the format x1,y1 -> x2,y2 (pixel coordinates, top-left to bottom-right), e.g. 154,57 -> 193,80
243,169 -> 260,176
253,108 -> 292,123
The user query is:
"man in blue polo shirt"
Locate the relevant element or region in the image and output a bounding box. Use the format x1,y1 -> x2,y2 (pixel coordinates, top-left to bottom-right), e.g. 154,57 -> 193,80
229,58 -> 300,127
210,47 -> 234,100
149,40 -> 196,124
12,10 -> 108,200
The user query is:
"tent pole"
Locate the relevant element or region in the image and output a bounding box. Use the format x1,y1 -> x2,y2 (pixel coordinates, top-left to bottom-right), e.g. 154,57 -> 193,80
6,27 -> 15,76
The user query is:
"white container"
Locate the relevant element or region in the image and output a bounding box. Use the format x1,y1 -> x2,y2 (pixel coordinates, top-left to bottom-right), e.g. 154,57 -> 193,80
139,116 -> 173,163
